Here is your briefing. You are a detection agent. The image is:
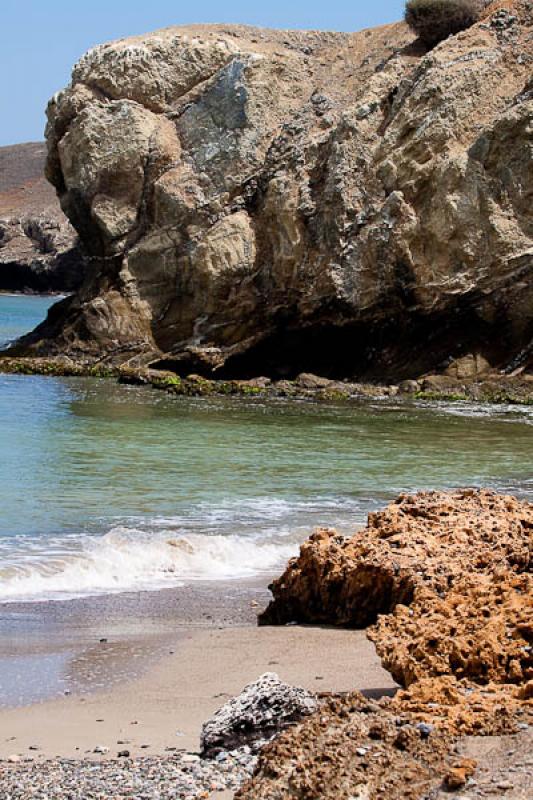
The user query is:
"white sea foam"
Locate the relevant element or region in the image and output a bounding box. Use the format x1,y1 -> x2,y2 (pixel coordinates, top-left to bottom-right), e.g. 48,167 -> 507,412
0,527 -> 298,603
0,494 -> 368,603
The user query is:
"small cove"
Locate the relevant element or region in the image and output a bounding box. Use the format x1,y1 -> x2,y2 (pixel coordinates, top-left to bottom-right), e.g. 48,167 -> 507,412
0,293 -> 531,705
0,293 -> 532,604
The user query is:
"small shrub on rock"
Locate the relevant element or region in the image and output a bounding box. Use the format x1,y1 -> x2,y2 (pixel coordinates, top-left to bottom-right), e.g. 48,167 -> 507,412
405,0 -> 482,46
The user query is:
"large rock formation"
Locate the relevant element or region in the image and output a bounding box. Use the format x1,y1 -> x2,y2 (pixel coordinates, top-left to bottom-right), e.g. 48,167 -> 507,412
0,143 -> 86,293
9,2 -> 533,379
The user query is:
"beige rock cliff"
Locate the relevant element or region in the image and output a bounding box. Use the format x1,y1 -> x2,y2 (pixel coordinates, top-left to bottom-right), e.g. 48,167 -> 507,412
10,3 -> 533,379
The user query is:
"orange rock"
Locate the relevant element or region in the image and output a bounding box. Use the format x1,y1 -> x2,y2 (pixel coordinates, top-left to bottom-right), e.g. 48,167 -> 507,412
261,490 -> 532,628
370,573 -> 533,687
249,490 -> 533,800
444,758 -> 477,789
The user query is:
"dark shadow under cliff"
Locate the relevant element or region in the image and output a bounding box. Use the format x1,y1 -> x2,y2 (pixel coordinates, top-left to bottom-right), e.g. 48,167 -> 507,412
153,296 -> 532,382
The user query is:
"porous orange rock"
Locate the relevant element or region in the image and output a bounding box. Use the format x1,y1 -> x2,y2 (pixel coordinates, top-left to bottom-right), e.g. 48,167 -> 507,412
369,572 -> 533,687
260,489 -> 532,626
236,677 -> 532,800
443,758 -> 478,790
243,489 -> 533,799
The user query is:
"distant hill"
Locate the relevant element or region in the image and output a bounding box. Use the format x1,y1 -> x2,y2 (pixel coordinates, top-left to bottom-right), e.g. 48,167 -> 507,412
0,142 -> 86,293
0,142 -> 58,215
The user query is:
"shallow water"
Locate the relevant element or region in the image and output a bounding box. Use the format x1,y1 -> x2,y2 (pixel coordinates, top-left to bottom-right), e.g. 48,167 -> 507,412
0,293 -> 58,349
0,294 -> 532,603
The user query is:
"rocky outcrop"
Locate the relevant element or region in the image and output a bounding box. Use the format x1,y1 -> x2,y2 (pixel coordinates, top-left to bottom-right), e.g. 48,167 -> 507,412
370,571 -> 533,688
236,681 -> 532,800
8,3 -> 532,380
259,489 -> 532,627
0,143 -> 86,293
238,690 -> 456,800
239,489 -> 533,799
200,673 -> 318,756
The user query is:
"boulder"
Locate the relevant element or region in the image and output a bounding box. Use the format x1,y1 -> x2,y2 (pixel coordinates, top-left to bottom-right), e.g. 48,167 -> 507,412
241,488 -> 533,799
398,379 -> 420,394
295,373 -> 333,389
259,489 -> 532,628
419,374 -> 459,393
443,353 -> 493,380
200,672 -> 318,756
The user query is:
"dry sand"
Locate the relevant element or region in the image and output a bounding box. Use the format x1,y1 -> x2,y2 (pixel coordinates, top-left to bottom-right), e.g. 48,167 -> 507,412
0,625 -> 396,760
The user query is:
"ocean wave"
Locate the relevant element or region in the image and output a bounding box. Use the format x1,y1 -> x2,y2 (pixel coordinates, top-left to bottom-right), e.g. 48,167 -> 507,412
415,400 -> 533,424
0,494 -> 370,603
0,527 -> 299,603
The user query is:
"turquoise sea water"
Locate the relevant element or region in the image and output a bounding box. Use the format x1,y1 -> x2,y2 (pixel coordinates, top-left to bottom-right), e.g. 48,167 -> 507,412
0,294 -> 532,603
0,293 -> 57,349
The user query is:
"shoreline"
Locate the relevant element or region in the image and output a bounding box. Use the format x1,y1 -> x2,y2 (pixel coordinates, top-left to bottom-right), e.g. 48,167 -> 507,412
0,584 -> 395,761
0,626 -> 397,760
0,578 -> 271,709
1,490 -> 531,799
1,356 -> 532,406
0,623 -> 397,799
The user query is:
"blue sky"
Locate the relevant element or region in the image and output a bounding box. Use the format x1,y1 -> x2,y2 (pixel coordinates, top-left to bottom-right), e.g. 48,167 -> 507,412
0,0 -> 405,147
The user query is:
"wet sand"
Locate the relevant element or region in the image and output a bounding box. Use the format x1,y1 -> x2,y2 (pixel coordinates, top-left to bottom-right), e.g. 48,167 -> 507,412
0,579 -> 270,706
0,579 -> 396,760
0,625 -> 396,760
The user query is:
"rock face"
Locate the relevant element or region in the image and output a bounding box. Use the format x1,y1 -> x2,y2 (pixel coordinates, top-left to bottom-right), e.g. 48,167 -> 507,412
11,3 -> 533,378
239,489 -> 533,799
200,673 -> 318,756
259,489 -> 532,627
370,571 -> 533,687
0,143 -> 86,293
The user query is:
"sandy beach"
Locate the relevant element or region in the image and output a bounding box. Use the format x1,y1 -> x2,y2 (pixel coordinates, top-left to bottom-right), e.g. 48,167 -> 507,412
0,577 -> 397,761
0,623 -> 396,760
0,578 -> 397,797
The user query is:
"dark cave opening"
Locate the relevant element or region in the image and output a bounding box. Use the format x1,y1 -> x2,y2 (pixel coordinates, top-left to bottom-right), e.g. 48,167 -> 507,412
151,303 -> 521,382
